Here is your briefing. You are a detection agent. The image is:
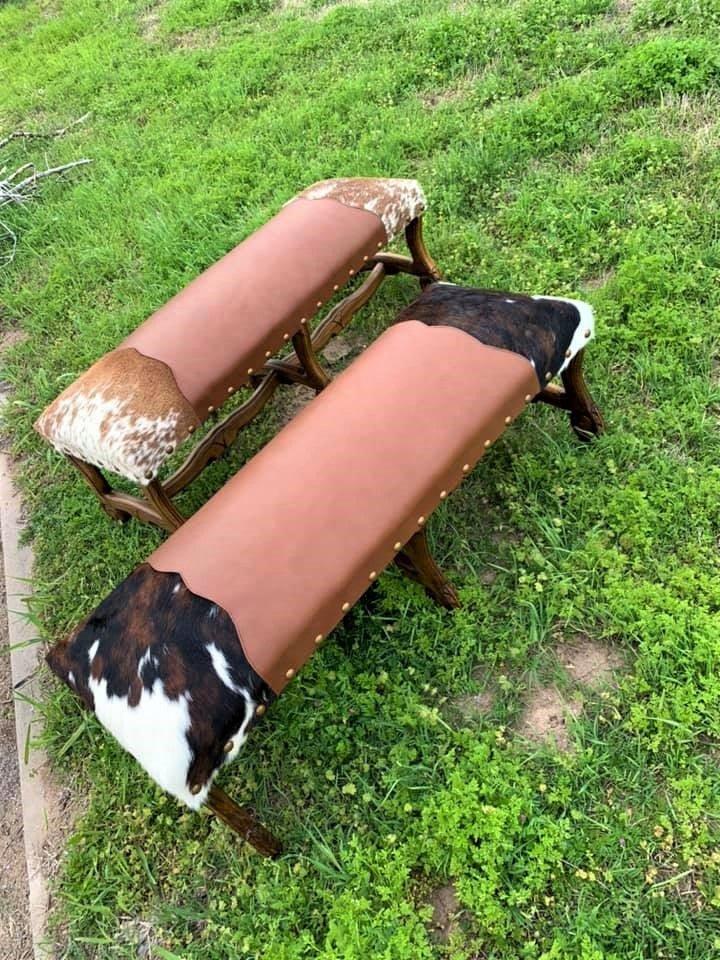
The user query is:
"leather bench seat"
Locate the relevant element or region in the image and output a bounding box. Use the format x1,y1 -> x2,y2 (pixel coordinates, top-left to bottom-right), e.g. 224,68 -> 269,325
149,320 -> 540,693
34,178 -> 426,484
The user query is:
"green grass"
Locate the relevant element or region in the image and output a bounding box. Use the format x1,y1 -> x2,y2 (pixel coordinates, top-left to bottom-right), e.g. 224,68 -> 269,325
2,0 -> 720,956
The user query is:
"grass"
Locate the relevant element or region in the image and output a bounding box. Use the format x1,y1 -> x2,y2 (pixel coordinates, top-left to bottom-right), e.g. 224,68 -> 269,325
1,0 -> 720,956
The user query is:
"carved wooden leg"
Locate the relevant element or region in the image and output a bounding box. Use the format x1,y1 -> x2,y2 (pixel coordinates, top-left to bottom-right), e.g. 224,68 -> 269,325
142,480 -> 186,532
405,217 -> 442,288
66,456 -> 132,523
561,349 -> 604,442
206,785 -> 282,857
292,326 -> 331,392
395,528 -> 460,609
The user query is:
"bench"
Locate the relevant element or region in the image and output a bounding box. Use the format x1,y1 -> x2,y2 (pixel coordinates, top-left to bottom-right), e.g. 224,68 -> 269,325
35,177 -> 439,531
46,285 -> 602,857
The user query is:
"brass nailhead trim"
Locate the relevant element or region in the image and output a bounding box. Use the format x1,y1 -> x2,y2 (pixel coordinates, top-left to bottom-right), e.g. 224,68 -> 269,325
394,541 -> 402,551
505,415 -> 512,425
314,634 -> 324,645
585,329 -> 591,338
342,602 -> 350,612
440,490 -> 447,499
418,516 -> 425,526
525,394 -> 532,402
300,317 -> 307,325
349,269 -> 355,276
188,425 -> 195,433
462,463 -> 470,473
565,349 -> 572,358
265,350 -> 272,358
255,704 -> 266,717
166,445 -> 174,454
484,440 -> 491,449
247,368 -> 254,376
316,300 -> 323,308
283,333 -> 290,341
227,386 -> 234,395
368,571 -> 377,581
208,405 -> 214,413
377,241 -> 383,249
285,668 -> 295,679
333,284 -> 340,291
145,471 -> 153,480
545,372 -> 552,381
223,739 -> 234,754
190,783 -> 202,796
363,255 -> 369,262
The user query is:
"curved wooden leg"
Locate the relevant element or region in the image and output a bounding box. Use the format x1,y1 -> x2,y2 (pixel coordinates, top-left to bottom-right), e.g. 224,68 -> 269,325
291,326 -> 331,392
206,785 -> 282,858
405,216 -> 442,288
142,480 -> 185,532
561,349 -> 604,442
395,528 -> 459,609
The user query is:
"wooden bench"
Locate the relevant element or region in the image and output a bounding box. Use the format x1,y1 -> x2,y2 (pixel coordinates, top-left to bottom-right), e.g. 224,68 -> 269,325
35,178 -> 439,531
46,285 -> 602,857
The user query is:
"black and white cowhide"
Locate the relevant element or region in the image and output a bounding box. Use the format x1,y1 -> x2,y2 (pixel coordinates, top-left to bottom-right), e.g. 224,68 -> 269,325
47,564 -> 272,809
396,284 -> 594,378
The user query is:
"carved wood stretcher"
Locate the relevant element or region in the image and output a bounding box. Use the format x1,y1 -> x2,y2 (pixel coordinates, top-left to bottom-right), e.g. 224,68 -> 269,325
34,178 -> 439,531
46,289 -> 603,858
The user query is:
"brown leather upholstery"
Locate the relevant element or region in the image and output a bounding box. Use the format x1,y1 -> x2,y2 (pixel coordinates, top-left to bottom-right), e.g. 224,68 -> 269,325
149,321 -> 539,693
124,198 -> 386,417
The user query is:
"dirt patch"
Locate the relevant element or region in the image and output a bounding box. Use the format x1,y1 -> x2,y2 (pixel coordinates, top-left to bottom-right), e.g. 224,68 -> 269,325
171,27 -> 221,50
0,543 -> 32,960
518,686 -> 583,752
556,635 -> 624,688
582,268 -> 615,291
453,689 -> 495,718
427,883 -> 462,945
139,1 -> 168,41
321,332 -> 364,365
275,384 -> 315,428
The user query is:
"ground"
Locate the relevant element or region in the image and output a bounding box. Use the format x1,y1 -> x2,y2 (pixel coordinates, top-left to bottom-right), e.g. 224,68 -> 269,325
1,0 -> 719,958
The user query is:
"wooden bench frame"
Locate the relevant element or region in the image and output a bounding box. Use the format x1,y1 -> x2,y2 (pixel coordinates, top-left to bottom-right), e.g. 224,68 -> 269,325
203,353 -> 604,857
67,217 -> 442,532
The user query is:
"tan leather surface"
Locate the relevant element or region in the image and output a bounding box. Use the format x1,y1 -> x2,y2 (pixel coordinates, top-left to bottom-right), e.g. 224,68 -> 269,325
148,321 -> 540,693
124,198 -> 386,418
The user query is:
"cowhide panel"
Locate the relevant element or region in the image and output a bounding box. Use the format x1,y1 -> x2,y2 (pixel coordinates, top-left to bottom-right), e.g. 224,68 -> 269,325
396,285 -> 594,380
297,177 -> 426,240
47,564 -> 272,808
35,348 -> 200,484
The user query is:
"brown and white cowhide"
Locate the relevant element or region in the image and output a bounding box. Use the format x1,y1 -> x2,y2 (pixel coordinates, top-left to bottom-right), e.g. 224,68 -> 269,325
297,177 -> 426,241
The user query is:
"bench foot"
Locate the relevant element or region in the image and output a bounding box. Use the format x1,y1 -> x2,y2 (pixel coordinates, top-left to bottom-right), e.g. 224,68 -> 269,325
534,348 -> 604,442
206,784 -> 282,857
395,528 -> 460,609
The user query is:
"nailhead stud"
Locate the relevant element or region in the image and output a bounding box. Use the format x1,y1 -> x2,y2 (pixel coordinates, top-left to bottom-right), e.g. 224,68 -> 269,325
377,241 -> 383,249
363,255 -> 369,262
190,783 -> 202,796
333,284 -> 340,291
316,300 -> 323,308
300,317 -> 307,325
188,425 -> 195,433
265,350 -> 272,358
418,516 -> 425,526
223,739 -> 234,754
256,704 -> 266,717
283,333 -> 290,341
584,329 -> 591,338
342,602 -> 350,612
369,571 -> 377,581
247,368 -> 253,376
565,349 -> 572,358
525,394 -> 532,402
208,405 -> 214,413
484,440 -> 491,449
440,490 -> 447,499
227,386 -> 234,395
394,541 -> 402,551
349,269 -> 355,276
145,471 -> 153,480
314,634 -> 324,645
545,372 -> 552,381
505,415 -> 512,425
166,445 -> 174,454
462,463 -> 470,473
286,668 -> 295,680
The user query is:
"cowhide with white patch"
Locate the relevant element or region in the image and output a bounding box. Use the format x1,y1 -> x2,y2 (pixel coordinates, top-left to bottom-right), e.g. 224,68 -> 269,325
296,177 -> 426,240
47,564 -> 272,809
396,285 -> 594,379
35,348 -> 200,484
